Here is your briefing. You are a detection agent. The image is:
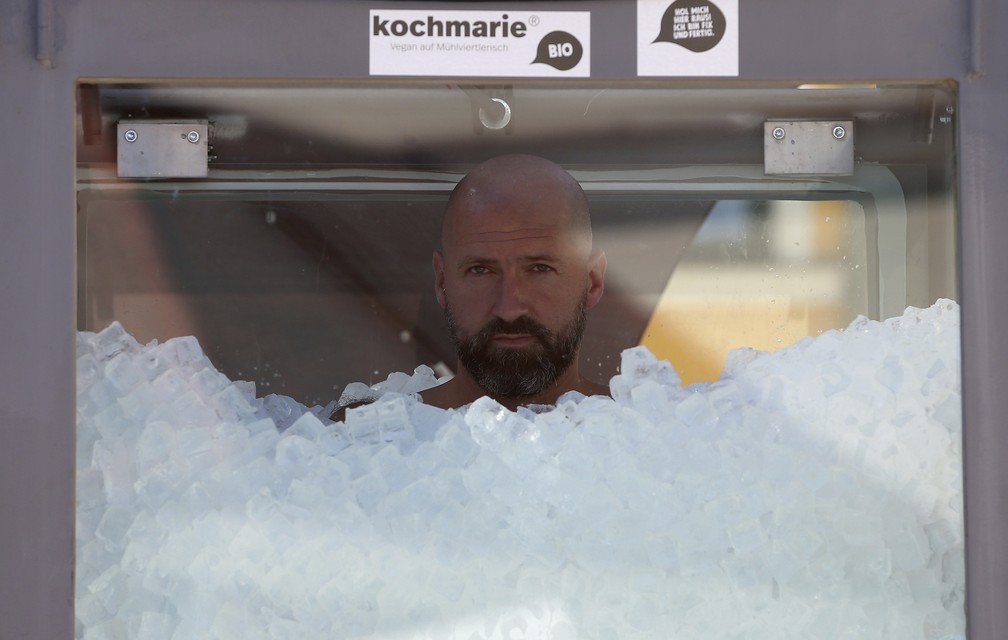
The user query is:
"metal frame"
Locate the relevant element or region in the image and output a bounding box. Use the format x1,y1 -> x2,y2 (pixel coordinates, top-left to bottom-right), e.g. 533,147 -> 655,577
1,0 -> 1004,638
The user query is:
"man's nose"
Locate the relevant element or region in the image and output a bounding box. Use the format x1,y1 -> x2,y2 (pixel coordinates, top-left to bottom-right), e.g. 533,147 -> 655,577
492,273 -> 529,322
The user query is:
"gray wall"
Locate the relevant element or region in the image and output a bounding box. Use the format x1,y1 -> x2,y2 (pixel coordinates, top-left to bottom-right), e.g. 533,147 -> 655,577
1,0 -> 1004,637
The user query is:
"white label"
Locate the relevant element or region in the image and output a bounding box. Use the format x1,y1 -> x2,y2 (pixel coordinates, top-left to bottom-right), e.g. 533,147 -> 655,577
369,10 -> 591,77
637,0 -> 739,76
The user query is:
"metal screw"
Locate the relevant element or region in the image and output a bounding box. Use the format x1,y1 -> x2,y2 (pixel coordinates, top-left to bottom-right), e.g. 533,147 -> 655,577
832,126 -> 846,140
771,127 -> 785,140
124,129 -> 138,143
187,131 -> 200,143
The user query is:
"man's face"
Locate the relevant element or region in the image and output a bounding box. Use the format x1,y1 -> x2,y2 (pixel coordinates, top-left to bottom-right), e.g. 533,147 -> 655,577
433,184 -> 604,399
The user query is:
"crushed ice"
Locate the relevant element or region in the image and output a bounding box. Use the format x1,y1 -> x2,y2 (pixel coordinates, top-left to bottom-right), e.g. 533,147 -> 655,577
75,300 -> 964,639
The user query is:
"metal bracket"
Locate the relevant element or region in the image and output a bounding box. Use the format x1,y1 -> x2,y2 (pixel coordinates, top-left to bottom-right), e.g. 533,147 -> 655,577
116,121 -> 210,178
764,120 -> 854,176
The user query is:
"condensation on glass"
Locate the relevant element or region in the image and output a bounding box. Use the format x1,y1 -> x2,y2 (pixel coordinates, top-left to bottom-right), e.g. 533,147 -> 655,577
74,81 -> 960,636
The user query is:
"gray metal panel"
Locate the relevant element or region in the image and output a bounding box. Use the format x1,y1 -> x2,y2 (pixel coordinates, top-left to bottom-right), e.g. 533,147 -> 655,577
958,2 -> 1008,638
48,0 -> 973,79
739,0 -> 967,78
0,1 -> 1005,639
0,4 -> 76,639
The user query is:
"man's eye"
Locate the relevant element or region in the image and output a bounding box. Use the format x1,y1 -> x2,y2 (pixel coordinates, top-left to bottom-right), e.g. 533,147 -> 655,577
468,265 -> 490,275
531,264 -> 554,273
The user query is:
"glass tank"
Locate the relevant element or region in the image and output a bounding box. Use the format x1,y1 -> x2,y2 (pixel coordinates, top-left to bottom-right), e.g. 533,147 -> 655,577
74,81 -> 962,639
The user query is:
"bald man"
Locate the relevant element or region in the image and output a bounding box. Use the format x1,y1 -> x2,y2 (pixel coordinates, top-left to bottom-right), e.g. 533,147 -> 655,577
422,155 -> 609,411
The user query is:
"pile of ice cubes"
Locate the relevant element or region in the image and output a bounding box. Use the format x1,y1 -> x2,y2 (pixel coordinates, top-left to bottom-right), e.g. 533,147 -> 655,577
75,300 -> 964,640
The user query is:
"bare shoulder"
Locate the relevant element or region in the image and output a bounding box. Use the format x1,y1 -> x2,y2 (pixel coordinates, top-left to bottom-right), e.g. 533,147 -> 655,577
578,377 -> 611,398
419,379 -> 457,410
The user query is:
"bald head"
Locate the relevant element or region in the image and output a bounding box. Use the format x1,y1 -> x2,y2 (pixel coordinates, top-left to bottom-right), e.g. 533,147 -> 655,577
442,155 -> 592,255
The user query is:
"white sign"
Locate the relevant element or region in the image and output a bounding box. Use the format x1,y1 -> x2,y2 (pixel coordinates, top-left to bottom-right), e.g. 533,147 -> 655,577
637,0 -> 738,76
369,10 -> 591,77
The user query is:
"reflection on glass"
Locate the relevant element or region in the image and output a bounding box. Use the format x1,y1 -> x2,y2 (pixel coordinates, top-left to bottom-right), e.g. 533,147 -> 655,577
74,82 -> 962,639
644,200 -> 869,384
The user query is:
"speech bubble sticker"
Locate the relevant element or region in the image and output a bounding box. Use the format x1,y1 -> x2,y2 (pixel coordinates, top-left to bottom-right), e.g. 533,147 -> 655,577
532,31 -> 584,71
653,0 -> 726,53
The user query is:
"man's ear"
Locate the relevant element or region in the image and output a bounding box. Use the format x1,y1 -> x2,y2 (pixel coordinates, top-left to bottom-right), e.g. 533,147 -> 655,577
585,250 -> 606,309
433,250 -> 447,308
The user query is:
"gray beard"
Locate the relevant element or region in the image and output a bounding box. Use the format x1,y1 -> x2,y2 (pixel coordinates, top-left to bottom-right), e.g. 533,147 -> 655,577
445,296 -> 587,400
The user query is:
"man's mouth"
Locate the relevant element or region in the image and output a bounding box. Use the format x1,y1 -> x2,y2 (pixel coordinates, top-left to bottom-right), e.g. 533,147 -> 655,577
491,333 -> 536,347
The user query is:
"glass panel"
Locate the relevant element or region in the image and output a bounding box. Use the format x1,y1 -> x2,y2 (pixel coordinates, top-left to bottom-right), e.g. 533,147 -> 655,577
75,81 -> 962,639
642,199 -> 870,383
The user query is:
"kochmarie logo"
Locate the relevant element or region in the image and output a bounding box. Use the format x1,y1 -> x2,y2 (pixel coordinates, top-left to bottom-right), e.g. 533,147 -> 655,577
653,0 -> 726,52
373,13 -> 528,38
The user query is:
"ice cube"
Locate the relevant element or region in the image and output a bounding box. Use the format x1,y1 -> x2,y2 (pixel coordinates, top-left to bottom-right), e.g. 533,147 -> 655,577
210,384 -> 257,422
401,364 -> 441,394
118,382 -> 159,422
259,393 -> 306,432
284,411 -> 324,441
88,564 -> 130,615
465,396 -> 531,448
136,345 -> 170,382
161,335 -> 206,369
75,591 -> 111,628
136,611 -> 176,640
352,472 -> 388,514
192,367 -> 228,398
92,321 -> 140,361
77,353 -> 102,394
374,370 -> 411,393
274,434 -> 317,477
168,390 -> 217,428
150,368 -> 187,399
376,395 -> 414,442
337,381 -> 380,410
344,403 -> 381,445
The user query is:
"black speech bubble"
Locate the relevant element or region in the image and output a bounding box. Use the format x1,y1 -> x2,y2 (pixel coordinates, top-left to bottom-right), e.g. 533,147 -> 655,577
531,31 -> 583,71
653,0 -> 726,53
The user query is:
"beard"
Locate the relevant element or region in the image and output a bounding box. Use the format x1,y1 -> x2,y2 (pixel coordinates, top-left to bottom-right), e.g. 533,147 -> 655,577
445,296 -> 587,400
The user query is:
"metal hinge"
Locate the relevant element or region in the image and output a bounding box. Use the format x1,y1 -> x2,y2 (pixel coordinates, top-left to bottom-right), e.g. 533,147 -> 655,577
117,121 -> 210,178
764,120 -> 854,176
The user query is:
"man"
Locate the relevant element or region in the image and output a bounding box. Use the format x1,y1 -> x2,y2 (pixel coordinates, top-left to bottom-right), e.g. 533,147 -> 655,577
421,154 -> 609,411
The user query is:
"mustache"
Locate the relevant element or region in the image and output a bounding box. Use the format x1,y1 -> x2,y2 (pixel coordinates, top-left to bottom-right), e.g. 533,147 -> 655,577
471,316 -> 553,347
